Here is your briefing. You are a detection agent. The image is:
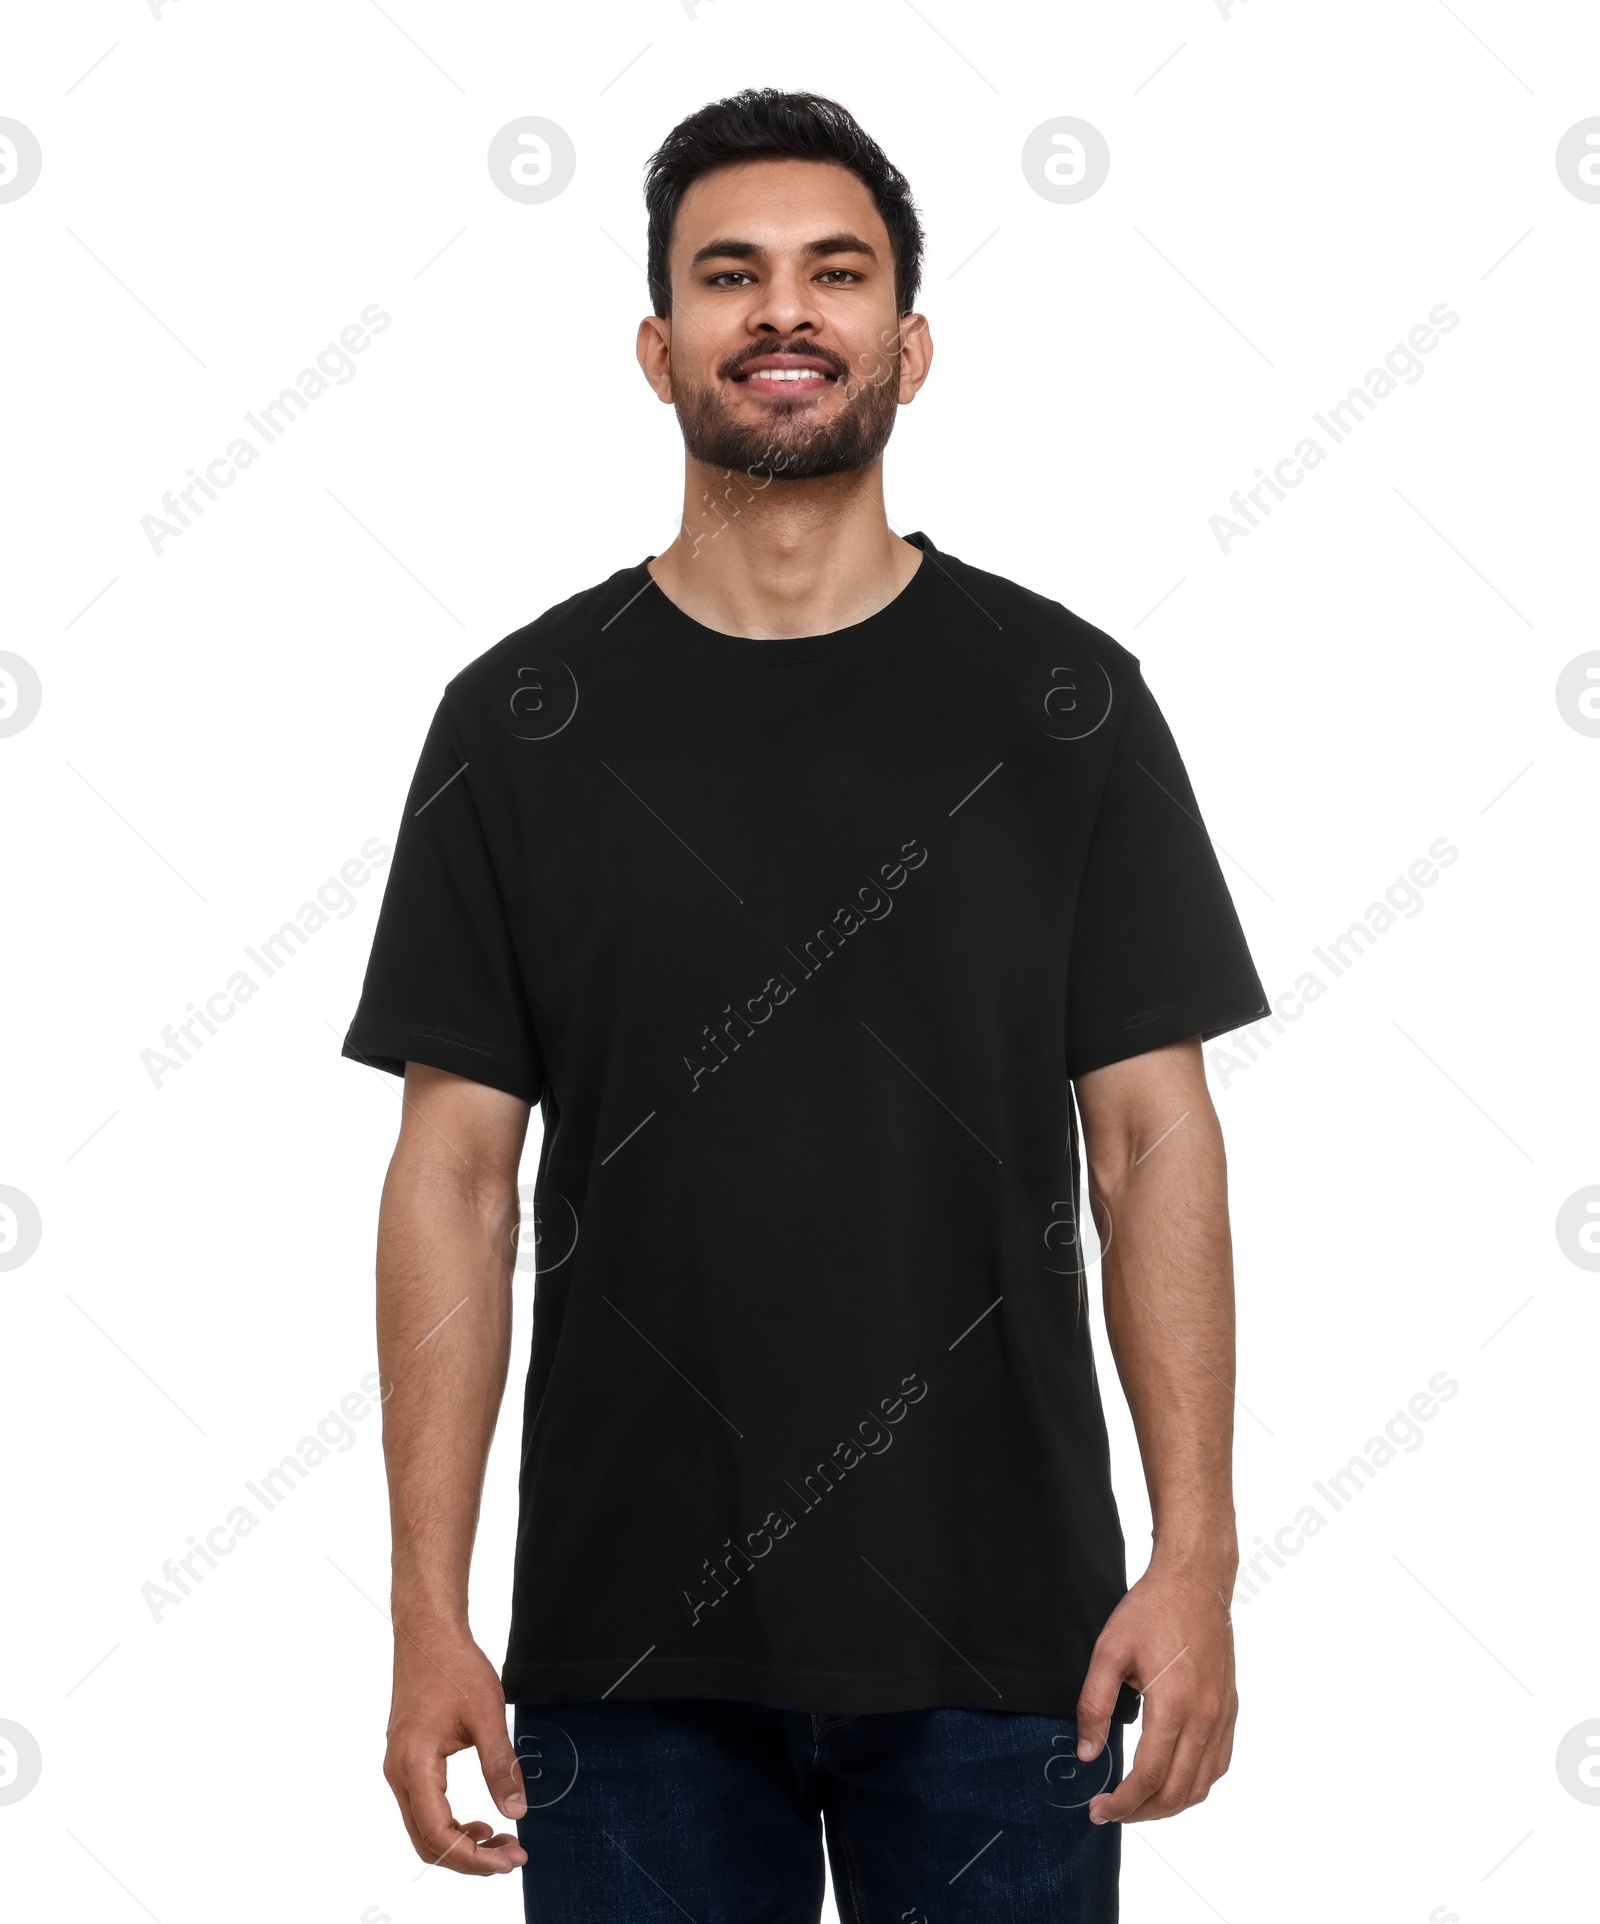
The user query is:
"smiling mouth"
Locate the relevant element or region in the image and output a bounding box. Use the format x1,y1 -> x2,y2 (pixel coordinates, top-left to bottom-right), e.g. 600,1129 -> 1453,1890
731,358 -> 840,396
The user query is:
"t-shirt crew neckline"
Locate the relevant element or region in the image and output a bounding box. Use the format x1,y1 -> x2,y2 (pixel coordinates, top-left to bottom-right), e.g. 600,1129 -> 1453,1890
636,530 -> 937,665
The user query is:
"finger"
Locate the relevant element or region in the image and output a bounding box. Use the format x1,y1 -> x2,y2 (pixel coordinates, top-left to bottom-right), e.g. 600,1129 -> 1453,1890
1136,1719 -> 1210,1821
387,1772 -> 430,1864
1089,1705 -> 1179,1825
459,1818 -> 529,1872
397,1742 -> 510,1878
1174,1724 -> 1227,1813
1214,1705 -> 1236,1780
1075,1638 -> 1130,1762
470,1707 -> 527,1820
1182,1707 -> 1237,1810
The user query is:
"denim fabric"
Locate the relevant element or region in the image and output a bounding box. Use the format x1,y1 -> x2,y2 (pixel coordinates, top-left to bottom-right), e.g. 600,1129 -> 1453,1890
514,1697 -> 1122,1922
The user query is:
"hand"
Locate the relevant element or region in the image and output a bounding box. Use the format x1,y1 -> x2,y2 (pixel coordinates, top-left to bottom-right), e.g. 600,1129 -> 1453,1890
383,1628 -> 529,1876
1074,1558 -> 1237,1824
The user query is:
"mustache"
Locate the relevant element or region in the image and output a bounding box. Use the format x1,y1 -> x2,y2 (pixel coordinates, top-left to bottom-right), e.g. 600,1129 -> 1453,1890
720,340 -> 852,381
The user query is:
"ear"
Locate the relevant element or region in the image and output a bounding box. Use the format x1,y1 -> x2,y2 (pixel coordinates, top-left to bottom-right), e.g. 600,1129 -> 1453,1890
637,314 -> 675,403
892,312 -> 933,404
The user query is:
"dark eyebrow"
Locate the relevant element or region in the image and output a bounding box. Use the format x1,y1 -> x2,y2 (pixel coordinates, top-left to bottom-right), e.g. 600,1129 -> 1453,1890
687,232 -> 880,269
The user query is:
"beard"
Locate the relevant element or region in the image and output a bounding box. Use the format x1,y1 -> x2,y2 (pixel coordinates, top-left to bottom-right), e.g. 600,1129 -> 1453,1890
672,339 -> 902,482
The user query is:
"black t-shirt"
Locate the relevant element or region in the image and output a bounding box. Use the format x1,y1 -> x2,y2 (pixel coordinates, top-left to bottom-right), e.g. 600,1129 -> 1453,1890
343,532 -> 1269,1722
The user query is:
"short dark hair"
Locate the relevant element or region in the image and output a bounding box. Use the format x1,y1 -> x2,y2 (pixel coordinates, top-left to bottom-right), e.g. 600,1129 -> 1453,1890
643,89 -> 925,321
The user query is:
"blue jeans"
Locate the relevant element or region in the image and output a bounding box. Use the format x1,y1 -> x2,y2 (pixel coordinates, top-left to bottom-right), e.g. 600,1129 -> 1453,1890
513,1698 -> 1123,1922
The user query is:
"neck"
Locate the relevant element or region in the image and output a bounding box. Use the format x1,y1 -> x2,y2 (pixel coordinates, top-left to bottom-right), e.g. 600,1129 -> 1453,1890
648,458 -> 922,640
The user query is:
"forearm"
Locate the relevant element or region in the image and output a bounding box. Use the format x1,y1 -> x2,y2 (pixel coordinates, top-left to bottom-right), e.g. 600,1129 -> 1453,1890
1091,1099 -> 1239,1581
376,1156 -> 519,1637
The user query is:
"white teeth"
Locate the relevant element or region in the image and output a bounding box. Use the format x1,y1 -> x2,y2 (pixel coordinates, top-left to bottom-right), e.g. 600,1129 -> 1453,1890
749,368 -> 827,381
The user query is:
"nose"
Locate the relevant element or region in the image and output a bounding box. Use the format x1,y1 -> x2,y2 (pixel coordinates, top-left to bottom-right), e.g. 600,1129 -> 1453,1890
742,260 -> 825,341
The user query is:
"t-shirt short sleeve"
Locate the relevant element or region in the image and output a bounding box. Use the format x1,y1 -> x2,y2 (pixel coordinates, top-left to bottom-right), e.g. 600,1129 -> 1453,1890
1064,667 -> 1270,1081
341,696 -> 544,1105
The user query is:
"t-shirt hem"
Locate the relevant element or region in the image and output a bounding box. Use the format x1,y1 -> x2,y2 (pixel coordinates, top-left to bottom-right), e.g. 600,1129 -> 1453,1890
502,1654 -> 1142,1723
341,1022 -> 541,1106
1066,984 -> 1272,1081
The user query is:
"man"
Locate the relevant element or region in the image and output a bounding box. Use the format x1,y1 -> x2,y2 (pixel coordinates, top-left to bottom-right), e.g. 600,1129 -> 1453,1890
343,88 -> 1269,1922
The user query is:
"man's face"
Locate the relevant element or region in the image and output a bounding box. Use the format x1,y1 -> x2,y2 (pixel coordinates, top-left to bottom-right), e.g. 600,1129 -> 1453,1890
639,157 -> 930,482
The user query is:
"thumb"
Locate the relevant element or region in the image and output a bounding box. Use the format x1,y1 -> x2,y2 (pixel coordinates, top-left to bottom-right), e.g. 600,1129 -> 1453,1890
470,1706 -> 526,1819
1076,1632 -> 1129,1761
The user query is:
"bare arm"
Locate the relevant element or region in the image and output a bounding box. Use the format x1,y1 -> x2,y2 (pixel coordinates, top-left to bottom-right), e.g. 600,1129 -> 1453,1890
1071,1035 -> 1241,1824
376,1063 -> 532,1877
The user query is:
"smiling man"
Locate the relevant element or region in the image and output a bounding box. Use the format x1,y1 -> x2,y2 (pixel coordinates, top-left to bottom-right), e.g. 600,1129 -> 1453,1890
343,89 -> 1270,1923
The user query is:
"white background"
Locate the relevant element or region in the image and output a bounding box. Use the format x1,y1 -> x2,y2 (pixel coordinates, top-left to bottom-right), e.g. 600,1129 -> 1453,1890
3,0 -> 1597,1919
